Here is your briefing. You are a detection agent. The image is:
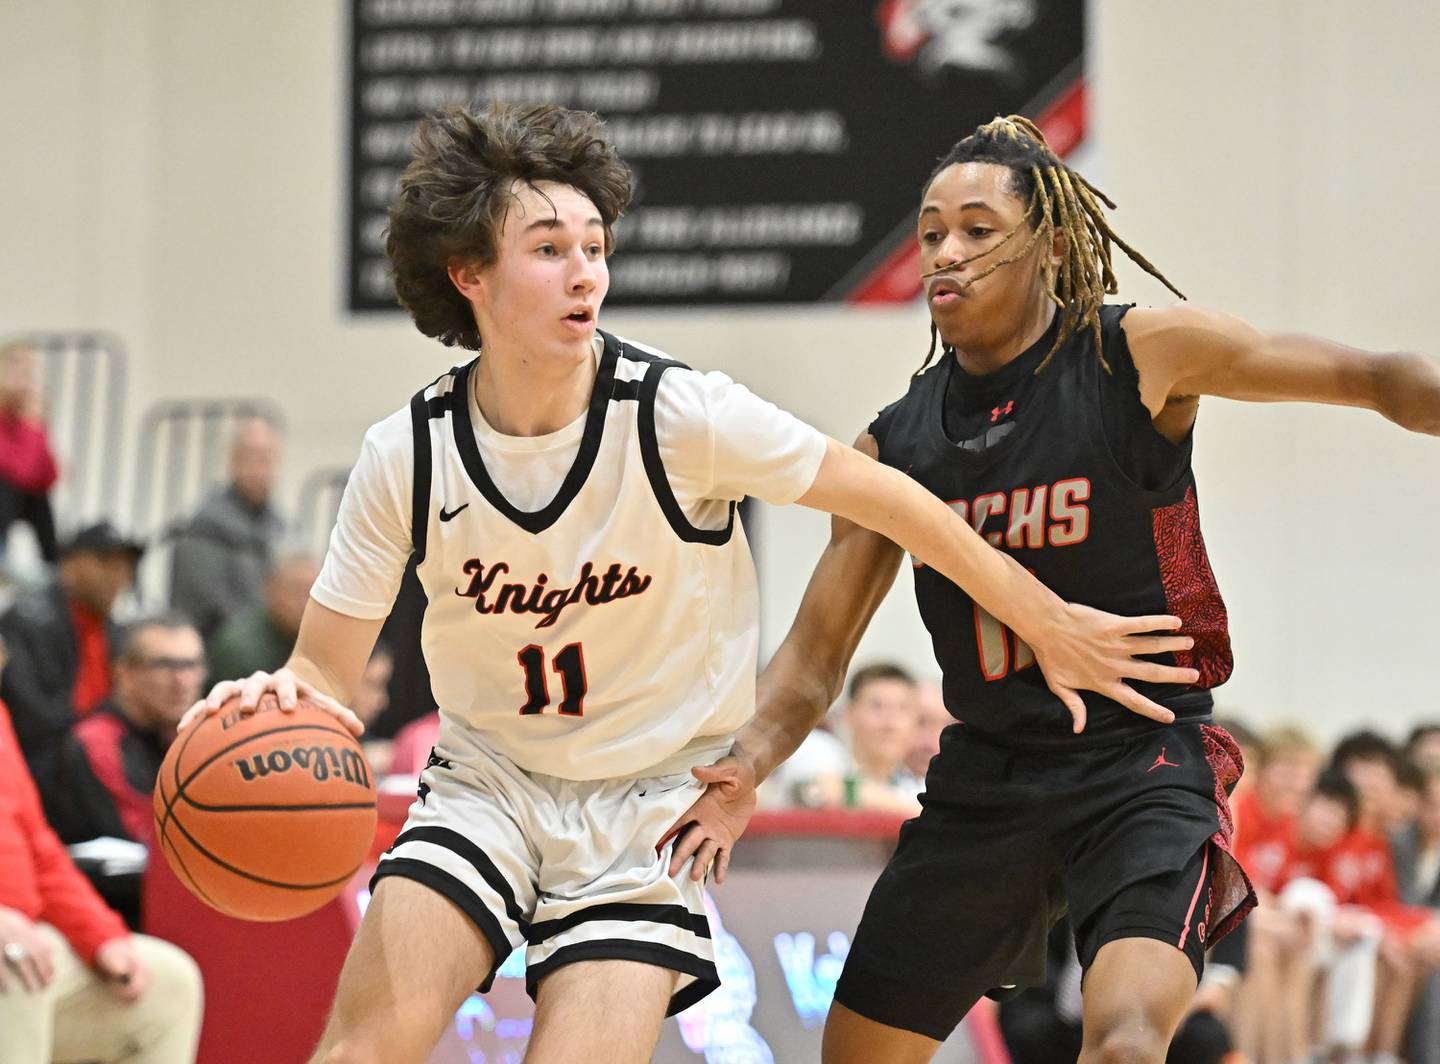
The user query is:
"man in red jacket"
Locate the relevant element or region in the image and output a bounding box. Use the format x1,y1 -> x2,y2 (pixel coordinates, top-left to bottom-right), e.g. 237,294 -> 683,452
71,614 -> 206,845
0,672 -> 203,1061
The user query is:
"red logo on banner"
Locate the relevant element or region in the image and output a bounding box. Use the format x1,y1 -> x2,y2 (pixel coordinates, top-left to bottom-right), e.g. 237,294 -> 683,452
876,0 -> 1038,76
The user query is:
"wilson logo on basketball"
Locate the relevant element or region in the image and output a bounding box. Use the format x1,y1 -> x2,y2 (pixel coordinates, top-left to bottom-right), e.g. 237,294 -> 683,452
232,745 -> 372,789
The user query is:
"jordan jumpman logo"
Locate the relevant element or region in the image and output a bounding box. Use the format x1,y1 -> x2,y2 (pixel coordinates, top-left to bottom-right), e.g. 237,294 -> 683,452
1147,746 -> 1180,772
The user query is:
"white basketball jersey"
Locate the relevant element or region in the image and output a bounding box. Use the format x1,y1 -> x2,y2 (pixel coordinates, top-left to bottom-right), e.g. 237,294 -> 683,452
408,332 -> 762,780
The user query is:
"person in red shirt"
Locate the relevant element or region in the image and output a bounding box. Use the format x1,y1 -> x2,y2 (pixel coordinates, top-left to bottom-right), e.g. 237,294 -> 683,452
72,615 -> 207,844
0,668 -> 202,1061
1241,772 -> 1380,1063
1330,732 -> 1440,1060
0,521 -> 141,840
1233,726 -> 1322,897
0,342 -> 60,562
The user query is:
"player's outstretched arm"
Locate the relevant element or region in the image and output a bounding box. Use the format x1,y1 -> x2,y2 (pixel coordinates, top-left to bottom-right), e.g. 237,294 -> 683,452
665,431 -> 1200,881
665,432 -> 905,881
736,435 -> 905,788
177,599 -> 381,736
798,436 -> 1199,728
1123,303 -> 1440,435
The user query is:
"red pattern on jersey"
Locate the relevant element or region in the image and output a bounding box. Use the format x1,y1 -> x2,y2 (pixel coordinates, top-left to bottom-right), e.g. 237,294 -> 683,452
1199,724 -> 1256,946
1152,486 -> 1233,688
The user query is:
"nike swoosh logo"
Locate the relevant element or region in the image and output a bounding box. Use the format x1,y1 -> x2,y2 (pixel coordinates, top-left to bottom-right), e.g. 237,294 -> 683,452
439,503 -> 469,522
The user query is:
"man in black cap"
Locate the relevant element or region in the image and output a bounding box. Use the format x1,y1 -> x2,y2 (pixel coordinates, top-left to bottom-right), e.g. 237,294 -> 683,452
0,521 -> 142,837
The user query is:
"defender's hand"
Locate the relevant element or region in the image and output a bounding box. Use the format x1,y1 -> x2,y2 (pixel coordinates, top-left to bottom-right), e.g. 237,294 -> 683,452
1032,606 -> 1200,733
177,668 -> 363,736
660,756 -> 758,884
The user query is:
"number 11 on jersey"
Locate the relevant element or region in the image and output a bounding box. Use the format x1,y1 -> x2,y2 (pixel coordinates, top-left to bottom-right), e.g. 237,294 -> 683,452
517,643 -> 589,716
973,604 -> 1036,682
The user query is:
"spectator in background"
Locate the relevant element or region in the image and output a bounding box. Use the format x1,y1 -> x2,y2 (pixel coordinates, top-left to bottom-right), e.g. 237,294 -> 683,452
1394,757 -> 1428,835
0,522 -> 141,836
0,674 -> 202,1061
1395,772 -> 1440,911
169,414 -> 284,640
1233,726 -> 1322,890
67,615 -> 205,845
1329,731 -> 1440,1062
799,663 -> 923,816
1395,771 -> 1440,1064
903,680 -> 950,781
1268,772 -> 1380,1064
1406,723 -> 1440,775
0,342 -> 60,563
204,552 -> 319,687
1229,724 -> 1320,1062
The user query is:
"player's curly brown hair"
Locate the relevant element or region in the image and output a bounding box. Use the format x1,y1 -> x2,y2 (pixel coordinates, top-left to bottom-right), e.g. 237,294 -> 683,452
385,102 -> 633,351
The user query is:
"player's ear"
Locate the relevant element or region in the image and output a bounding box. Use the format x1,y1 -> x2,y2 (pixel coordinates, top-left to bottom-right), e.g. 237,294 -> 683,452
1048,227 -> 1066,267
447,256 -> 486,304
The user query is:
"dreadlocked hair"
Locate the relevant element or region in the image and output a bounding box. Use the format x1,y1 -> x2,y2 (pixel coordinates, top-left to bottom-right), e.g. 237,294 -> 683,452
915,114 -> 1184,376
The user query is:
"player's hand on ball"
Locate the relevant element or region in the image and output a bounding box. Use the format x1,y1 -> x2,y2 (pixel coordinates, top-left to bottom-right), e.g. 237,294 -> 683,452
94,937 -> 150,1003
661,755 -> 758,884
178,668 -> 364,736
1034,605 -> 1200,733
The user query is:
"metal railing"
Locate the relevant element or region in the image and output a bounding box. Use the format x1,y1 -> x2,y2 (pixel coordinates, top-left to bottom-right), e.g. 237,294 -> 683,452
296,465 -> 351,559
129,398 -> 285,539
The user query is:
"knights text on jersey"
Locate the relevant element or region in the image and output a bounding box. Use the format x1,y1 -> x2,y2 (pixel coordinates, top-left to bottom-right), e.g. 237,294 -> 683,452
870,305 -> 1233,748
397,332 -> 802,779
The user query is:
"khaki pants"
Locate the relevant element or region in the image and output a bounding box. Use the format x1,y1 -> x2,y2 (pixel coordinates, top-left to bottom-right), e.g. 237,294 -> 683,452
0,926 -> 202,1063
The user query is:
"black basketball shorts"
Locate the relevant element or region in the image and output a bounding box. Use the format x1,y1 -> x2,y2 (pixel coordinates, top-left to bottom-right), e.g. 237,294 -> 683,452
833,722 -> 1255,1042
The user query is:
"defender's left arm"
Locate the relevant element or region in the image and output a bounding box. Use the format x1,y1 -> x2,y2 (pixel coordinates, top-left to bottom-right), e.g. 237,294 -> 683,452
1124,304 -> 1440,436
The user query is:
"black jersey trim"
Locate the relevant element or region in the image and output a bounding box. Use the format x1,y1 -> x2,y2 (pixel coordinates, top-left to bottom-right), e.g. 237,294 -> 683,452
448,335 -> 619,535
524,939 -> 720,1016
388,824 -> 532,936
636,358 -> 736,546
610,377 -> 642,402
528,902 -> 711,945
368,859 -> 513,994
407,380 -> 444,566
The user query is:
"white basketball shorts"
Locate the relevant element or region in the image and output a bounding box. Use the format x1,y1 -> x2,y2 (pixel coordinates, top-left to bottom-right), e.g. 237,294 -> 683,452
369,721 -> 724,1015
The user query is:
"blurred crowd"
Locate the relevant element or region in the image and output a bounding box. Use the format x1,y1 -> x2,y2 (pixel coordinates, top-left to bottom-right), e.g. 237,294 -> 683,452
4,335 -> 1439,1062
0,341 -> 409,1062
757,659 -> 1440,1064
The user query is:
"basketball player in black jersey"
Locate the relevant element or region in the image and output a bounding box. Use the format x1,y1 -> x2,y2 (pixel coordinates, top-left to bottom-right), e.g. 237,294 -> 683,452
669,115 -> 1440,1063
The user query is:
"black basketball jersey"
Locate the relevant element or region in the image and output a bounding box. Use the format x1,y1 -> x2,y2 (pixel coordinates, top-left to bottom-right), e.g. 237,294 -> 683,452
870,304 -> 1232,748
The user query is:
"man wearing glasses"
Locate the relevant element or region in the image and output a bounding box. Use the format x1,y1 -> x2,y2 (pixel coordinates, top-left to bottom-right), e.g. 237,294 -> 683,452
69,616 -> 207,846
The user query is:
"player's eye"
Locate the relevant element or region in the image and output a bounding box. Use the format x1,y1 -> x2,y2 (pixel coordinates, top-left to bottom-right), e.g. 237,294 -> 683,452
920,231 -> 942,245
586,244 -> 603,257
969,227 -> 993,239
537,244 -> 557,256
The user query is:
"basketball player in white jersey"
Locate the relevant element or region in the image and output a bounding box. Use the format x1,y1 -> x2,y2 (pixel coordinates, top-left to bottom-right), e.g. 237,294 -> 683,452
180,103 -> 1201,1064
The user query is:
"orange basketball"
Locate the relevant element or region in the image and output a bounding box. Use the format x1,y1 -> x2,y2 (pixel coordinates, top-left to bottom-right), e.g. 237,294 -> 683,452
152,694 -> 378,922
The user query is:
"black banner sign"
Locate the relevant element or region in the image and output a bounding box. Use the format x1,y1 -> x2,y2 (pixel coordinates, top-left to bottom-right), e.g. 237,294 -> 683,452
347,0 -> 1084,311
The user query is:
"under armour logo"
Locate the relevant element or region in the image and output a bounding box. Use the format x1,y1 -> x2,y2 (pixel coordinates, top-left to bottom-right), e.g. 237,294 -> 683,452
439,503 -> 469,522
990,400 -> 1015,422
1147,746 -> 1181,772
